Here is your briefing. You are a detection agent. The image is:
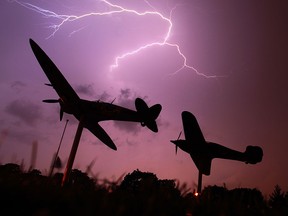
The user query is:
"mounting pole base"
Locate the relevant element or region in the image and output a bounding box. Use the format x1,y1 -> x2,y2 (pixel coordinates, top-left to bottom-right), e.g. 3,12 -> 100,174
197,171 -> 202,194
61,118 -> 84,186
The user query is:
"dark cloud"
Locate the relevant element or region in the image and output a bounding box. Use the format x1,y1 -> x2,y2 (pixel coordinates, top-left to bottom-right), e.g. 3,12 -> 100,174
0,129 -> 9,147
126,138 -> 138,146
156,117 -> 169,130
75,84 -> 94,97
117,88 -> 140,109
114,121 -> 142,135
120,89 -> 131,99
113,88 -> 142,134
10,81 -> 27,93
11,81 -> 26,88
8,128 -> 42,146
5,100 -> 42,126
96,91 -> 111,102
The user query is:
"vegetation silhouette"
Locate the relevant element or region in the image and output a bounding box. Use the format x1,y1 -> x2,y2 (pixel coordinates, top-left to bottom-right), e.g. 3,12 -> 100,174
0,163 -> 288,216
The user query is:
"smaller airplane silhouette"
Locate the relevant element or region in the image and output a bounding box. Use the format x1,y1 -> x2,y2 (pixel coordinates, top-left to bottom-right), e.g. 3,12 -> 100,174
171,111 -> 263,193
29,38 -> 162,151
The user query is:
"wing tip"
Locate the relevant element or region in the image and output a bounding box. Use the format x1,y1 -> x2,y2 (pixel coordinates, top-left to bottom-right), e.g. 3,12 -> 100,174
111,145 -> 117,151
29,38 -> 37,48
182,111 -> 195,119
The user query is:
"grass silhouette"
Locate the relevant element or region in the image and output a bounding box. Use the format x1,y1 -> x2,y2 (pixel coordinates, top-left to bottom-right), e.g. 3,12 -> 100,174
0,163 -> 287,216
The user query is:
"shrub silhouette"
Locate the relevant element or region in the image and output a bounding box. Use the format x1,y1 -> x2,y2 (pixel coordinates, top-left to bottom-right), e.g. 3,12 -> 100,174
268,185 -> 288,215
118,169 -> 185,216
0,163 -> 288,215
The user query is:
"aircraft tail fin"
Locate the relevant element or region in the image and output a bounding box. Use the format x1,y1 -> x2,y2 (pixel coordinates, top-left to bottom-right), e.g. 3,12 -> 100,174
135,98 -> 162,133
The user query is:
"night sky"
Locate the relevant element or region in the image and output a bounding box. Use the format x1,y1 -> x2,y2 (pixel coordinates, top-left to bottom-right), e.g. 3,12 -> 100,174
1,0 -> 287,195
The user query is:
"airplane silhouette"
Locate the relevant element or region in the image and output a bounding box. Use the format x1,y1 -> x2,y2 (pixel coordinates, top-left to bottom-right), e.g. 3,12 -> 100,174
29,38 -> 162,151
171,111 -> 263,193
29,38 -> 162,185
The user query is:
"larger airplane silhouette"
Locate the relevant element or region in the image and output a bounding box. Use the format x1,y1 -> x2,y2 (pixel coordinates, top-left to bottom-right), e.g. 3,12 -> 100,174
29,38 -> 162,150
29,38 -> 162,185
171,111 -> 263,193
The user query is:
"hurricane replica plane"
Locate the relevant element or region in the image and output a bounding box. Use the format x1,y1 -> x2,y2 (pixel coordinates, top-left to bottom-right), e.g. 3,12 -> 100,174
29,38 -> 162,185
171,111 -> 263,194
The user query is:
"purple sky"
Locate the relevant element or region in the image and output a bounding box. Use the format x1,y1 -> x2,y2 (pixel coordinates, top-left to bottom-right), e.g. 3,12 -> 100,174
1,0 -> 287,194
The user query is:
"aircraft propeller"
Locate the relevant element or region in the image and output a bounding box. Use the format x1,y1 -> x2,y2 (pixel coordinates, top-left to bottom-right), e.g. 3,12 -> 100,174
175,131 -> 182,154
43,99 -> 64,121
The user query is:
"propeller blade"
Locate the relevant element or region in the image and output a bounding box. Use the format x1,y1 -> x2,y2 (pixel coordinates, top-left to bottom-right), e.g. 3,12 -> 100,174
43,99 -> 59,103
60,108 -> 64,121
175,131 -> 181,155
42,99 -> 63,121
177,131 -> 182,140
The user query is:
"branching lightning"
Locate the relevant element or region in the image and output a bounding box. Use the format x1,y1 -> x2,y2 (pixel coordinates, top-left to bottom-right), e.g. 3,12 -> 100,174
13,0 -> 219,78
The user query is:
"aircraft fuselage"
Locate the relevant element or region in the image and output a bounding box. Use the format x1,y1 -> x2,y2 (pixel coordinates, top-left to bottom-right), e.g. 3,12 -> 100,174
74,99 -> 142,123
171,139 -> 263,166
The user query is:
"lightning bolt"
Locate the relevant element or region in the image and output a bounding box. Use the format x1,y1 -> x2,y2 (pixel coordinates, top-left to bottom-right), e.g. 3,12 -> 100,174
12,0 -> 220,78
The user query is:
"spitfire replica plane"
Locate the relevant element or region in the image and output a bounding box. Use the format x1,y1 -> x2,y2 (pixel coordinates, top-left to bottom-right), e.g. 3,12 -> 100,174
29,39 -> 162,185
171,111 -> 263,194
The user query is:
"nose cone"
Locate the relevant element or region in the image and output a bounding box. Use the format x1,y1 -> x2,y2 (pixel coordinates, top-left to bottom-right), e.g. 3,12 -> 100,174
170,140 -> 178,145
170,140 -> 179,154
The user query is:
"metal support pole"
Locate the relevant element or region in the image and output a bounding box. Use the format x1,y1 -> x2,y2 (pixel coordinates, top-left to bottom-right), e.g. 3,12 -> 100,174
49,119 -> 68,177
61,119 -> 83,186
197,171 -> 202,194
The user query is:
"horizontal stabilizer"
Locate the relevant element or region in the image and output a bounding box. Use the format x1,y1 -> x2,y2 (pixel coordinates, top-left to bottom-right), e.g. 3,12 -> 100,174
135,98 -> 162,133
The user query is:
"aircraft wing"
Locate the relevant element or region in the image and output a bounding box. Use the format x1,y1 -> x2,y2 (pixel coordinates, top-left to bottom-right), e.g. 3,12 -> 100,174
182,111 -> 212,175
189,153 -> 212,176
84,121 -> 117,151
29,39 -> 80,104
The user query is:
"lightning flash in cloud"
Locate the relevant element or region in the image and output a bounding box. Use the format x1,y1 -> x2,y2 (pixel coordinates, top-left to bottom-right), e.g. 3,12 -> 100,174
13,0 -> 219,78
